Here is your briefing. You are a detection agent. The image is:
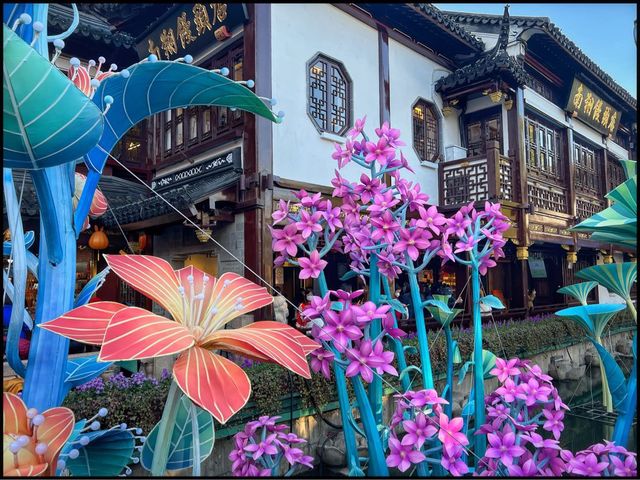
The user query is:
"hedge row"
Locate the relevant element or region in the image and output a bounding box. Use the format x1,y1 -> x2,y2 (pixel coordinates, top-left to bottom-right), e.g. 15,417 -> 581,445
63,310 -> 635,434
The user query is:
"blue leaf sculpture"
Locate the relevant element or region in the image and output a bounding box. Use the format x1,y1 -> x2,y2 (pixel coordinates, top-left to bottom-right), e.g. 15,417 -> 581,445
63,355 -> 112,395
3,24 -> 103,169
589,339 -> 628,413
74,267 -> 111,308
480,295 -> 505,310
85,60 -> 279,173
65,429 -> 136,477
2,230 -> 35,254
141,394 -> 215,471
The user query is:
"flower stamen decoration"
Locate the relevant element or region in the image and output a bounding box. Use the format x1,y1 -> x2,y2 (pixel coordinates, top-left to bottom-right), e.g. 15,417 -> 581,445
41,255 -> 319,424
3,392 -> 75,477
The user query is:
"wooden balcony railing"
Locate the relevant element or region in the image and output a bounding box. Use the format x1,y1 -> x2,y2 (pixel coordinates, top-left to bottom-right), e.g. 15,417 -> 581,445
439,140 -> 517,206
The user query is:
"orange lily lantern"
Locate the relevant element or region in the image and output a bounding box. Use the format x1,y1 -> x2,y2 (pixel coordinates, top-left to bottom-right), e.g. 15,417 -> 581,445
41,255 -> 320,424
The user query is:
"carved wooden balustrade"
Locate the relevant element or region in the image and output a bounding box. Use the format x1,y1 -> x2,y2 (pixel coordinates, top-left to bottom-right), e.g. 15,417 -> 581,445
439,140 -> 517,206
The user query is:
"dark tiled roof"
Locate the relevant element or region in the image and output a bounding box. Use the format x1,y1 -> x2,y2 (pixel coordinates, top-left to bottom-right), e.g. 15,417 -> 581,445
414,4 -> 485,51
435,6 -> 530,93
102,170 -> 240,227
435,49 -> 530,93
48,4 -> 136,49
443,11 -> 637,110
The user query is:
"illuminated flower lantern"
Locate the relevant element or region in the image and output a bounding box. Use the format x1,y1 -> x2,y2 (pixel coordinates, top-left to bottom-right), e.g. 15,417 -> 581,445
42,256 -> 319,423
3,392 -> 75,476
73,173 -> 108,231
42,254 -> 319,474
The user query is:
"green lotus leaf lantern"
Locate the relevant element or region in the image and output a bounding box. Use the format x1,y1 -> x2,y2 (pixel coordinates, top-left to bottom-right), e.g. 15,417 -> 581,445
557,281 -> 598,306
555,303 -> 626,340
618,159 -> 637,180
576,263 -> 637,300
606,176 -> 636,214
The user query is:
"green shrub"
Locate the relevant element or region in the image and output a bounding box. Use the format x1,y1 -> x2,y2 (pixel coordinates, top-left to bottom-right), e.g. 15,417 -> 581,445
62,312 -> 634,434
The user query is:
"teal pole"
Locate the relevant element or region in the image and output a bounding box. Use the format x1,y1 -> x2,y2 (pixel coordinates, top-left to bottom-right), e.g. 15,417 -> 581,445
367,254 -> 383,424
408,271 -> 434,389
317,273 -> 364,476
471,263 -> 486,460
612,333 -> 637,447
444,326 -> 454,418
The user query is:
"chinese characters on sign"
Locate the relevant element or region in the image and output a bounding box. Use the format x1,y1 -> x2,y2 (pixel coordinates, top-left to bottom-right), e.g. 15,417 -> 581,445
138,4 -> 247,61
566,78 -> 621,136
151,148 -> 240,191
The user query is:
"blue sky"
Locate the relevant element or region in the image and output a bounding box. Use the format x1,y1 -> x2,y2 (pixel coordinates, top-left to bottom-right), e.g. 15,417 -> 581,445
434,3 -> 637,98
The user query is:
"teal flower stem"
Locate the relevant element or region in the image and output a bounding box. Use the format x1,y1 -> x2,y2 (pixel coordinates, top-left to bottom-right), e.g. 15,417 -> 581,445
471,262 -> 486,461
151,380 -> 182,476
382,277 -> 410,392
318,273 -> 363,476
351,377 -> 389,476
612,332 -> 637,448
408,269 -> 434,389
444,325 -> 454,418
190,401 -> 201,476
367,254 -> 383,424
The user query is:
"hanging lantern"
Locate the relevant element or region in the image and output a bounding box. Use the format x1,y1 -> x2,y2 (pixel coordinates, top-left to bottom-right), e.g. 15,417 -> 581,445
504,96 -> 513,110
138,232 -> 148,252
489,90 -> 503,103
195,227 -> 212,243
88,225 -> 109,259
566,250 -> 578,264
516,246 -> 529,261
603,254 -> 614,264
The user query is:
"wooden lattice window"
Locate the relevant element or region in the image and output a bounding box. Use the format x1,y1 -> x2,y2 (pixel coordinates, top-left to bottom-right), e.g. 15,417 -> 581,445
464,109 -> 502,157
307,54 -> 352,135
573,140 -> 602,196
525,115 -> 563,180
608,157 -> 625,192
153,42 -> 244,166
412,100 -> 439,162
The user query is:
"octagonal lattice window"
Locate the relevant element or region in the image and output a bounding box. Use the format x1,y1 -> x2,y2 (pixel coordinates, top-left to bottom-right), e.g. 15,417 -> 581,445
307,54 -> 352,135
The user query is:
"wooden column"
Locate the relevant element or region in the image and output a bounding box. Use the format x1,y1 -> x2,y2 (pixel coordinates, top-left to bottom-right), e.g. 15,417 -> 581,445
566,121 -> 577,218
513,87 -> 529,309
486,139 -> 501,199
243,4 -> 274,320
602,145 -> 610,203
377,24 -> 390,125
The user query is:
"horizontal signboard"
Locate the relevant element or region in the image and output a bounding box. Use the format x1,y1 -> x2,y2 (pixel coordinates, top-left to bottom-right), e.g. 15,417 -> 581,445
151,147 -> 240,191
137,3 -> 248,61
566,78 -> 621,136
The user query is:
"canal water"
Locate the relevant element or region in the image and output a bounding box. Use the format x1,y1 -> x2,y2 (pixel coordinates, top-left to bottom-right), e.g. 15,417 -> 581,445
557,360 -> 636,452
300,359 -> 636,477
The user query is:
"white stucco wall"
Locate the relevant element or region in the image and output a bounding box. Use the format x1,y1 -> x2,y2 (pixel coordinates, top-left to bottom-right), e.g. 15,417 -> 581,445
387,38 -> 458,204
271,4 -> 380,187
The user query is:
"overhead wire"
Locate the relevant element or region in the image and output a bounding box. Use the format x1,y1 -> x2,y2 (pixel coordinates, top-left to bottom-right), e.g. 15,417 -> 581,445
106,152 -> 487,464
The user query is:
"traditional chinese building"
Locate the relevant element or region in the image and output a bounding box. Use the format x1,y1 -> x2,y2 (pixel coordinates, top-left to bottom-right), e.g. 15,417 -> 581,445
435,6 -> 637,315
7,4 -> 635,330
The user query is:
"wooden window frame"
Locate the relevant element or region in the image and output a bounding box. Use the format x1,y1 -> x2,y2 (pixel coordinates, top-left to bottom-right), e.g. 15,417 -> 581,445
463,107 -> 503,158
573,138 -> 603,197
412,99 -> 440,163
525,114 -> 564,182
306,53 -> 352,136
153,41 -> 244,168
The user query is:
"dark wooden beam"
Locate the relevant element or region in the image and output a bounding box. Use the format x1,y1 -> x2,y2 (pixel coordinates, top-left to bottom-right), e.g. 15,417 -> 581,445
331,3 -> 457,70
242,4 -> 274,320
378,24 -> 390,125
